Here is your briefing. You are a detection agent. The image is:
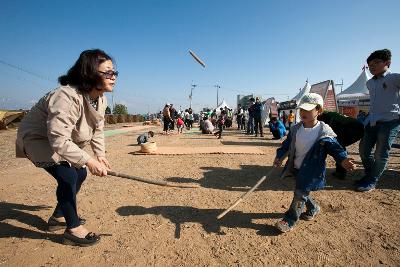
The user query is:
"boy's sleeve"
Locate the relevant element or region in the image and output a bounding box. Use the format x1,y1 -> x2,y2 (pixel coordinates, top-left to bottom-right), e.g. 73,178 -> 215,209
325,138 -> 348,164
276,132 -> 291,159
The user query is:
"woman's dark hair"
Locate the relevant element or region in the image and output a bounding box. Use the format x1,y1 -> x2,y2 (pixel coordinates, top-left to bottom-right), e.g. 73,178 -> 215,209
58,49 -> 113,92
367,49 -> 391,63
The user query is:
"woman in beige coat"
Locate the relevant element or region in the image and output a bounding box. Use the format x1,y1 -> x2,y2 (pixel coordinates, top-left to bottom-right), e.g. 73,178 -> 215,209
16,49 -> 117,246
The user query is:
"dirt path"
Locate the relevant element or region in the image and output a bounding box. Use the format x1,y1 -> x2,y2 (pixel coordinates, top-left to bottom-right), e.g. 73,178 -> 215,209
0,125 -> 399,266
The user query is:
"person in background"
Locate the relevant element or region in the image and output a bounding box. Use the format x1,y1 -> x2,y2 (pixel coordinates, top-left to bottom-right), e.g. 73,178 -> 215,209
163,103 -> 172,135
177,115 -> 184,134
356,110 -> 367,123
202,116 -> 214,134
236,104 -> 244,130
357,49 -> 400,192
137,131 -> 155,144
246,98 -> 255,135
169,104 -> 177,131
281,110 -> 287,128
253,97 -> 264,137
288,110 -> 295,129
318,110 -> 364,179
16,49 -> 116,246
214,110 -> 227,139
269,117 -> 287,139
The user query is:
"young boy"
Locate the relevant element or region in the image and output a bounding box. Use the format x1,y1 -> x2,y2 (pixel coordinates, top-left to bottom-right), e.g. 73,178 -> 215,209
274,93 -> 355,233
357,49 -> 400,192
137,131 -> 154,145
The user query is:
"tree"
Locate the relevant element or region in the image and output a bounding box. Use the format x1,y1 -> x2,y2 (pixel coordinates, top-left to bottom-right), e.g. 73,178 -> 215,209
105,106 -> 112,115
113,103 -> 128,115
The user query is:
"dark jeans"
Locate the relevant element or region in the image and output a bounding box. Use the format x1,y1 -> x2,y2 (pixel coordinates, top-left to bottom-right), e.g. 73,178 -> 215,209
45,164 -> 87,229
284,189 -> 318,227
247,117 -> 254,134
254,117 -> 263,135
215,125 -> 223,138
237,115 -> 243,130
359,119 -> 400,183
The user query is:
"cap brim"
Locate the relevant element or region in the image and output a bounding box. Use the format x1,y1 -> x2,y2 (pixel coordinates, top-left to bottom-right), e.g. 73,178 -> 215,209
297,103 -> 317,111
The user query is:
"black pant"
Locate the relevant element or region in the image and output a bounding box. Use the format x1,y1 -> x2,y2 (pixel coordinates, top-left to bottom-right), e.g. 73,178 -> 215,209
237,116 -> 243,130
45,164 -> 87,229
163,116 -> 171,131
254,117 -> 263,135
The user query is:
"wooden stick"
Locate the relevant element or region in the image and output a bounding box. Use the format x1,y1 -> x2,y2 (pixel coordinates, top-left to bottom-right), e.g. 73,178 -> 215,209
217,170 -> 272,220
217,152 -> 288,220
107,171 -> 199,188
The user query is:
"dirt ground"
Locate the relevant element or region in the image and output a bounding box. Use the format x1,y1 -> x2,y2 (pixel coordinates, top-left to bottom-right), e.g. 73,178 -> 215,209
0,123 -> 399,266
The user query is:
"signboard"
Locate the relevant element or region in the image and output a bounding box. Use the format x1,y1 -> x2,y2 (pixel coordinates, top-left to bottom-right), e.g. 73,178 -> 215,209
278,100 -> 297,110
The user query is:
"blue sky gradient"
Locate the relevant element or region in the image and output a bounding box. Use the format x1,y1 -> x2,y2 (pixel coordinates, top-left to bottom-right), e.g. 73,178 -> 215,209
1,0 -> 399,113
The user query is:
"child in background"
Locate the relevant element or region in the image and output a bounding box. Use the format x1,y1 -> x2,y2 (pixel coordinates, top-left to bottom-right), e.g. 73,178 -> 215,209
273,93 -> 355,233
137,131 -> 154,145
357,49 -> 400,192
214,110 -> 227,139
177,116 -> 184,134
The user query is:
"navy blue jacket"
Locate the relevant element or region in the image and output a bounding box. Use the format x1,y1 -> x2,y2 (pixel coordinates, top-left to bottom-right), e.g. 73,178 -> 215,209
276,121 -> 348,192
252,102 -> 263,119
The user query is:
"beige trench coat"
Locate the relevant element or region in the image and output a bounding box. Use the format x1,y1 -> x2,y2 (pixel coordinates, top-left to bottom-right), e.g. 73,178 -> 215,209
16,85 -> 107,168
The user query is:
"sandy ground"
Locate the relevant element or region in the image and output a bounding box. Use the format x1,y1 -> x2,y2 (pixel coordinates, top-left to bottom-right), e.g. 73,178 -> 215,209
0,123 -> 399,266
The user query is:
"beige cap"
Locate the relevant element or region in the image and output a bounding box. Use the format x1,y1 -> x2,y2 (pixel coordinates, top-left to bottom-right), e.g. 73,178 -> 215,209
297,93 -> 324,111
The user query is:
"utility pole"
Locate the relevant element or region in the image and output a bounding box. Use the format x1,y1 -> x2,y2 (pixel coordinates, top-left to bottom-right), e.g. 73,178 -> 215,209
214,85 -> 221,107
189,83 -> 197,109
335,79 -> 344,92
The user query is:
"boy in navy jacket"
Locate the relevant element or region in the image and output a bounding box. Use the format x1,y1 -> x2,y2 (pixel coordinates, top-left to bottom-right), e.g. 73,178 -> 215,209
274,93 -> 355,233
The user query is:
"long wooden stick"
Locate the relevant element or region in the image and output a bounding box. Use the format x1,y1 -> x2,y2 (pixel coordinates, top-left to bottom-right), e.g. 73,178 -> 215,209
217,152 -> 288,220
108,171 -> 199,188
217,169 -> 273,220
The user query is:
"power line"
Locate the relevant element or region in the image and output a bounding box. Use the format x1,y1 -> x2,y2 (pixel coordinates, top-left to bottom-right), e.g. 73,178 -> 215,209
0,59 -> 56,84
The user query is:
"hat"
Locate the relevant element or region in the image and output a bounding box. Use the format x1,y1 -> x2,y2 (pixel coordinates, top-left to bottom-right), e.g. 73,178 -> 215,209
297,93 -> 323,111
166,103 -> 171,106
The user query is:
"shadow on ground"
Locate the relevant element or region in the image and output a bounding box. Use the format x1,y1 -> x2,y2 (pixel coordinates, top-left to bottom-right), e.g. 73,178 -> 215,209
0,202 -> 60,243
166,165 -> 400,192
116,205 -> 282,239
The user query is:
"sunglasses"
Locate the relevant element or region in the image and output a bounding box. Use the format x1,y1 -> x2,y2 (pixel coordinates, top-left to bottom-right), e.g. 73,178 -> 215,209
98,70 -> 119,79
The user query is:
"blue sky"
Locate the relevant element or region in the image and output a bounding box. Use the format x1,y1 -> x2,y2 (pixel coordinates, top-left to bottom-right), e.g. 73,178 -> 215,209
1,0 -> 399,114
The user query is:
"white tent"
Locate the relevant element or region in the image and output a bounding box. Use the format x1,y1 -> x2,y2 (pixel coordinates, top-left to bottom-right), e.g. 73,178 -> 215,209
215,100 -> 231,114
337,67 -> 371,101
292,81 -> 311,122
261,98 -> 278,126
292,80 -> 311,103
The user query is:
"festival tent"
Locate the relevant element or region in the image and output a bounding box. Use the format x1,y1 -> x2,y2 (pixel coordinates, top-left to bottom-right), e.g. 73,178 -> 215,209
336,67 -> 371,118
261,98 -> 278,126
278,80 -> 311,124
215,100 -> 232,114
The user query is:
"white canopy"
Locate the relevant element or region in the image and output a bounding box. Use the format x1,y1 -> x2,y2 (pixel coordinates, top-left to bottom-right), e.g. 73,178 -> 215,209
216,100 -> 231,110
337,68 -> 371,100
292,80 -> 311,103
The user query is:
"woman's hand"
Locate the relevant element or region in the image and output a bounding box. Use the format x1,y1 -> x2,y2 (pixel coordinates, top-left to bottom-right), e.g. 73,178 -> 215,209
86,158 -> 108,176
97,156 -> 111,170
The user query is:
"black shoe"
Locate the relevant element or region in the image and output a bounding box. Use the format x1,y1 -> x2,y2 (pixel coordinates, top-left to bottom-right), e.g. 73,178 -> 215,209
48,216 -> 86,232
63,231 -> 101,247
353,176 -> 369,186
332,171 -> 346,180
